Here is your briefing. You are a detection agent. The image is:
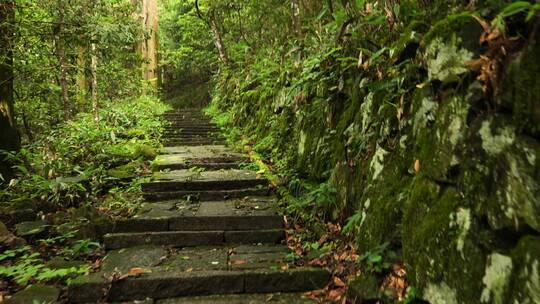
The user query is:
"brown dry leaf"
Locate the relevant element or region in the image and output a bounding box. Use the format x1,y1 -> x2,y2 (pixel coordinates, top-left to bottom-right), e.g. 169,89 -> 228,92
128,267 -> 152,275
414,159 -> 421,174
231,259 -> 248,265
327,288 -> 344,301
333,276 -> 346,287
185,267 -> 193,273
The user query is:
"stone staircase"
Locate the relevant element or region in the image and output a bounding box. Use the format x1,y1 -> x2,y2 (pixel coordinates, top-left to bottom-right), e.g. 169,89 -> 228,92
67,109 -> 329,303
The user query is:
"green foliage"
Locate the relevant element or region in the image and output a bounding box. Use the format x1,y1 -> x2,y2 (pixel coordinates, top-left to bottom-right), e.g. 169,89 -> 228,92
1,95 -> 168,213
286,182 -> 338,221
359,242 -> 396,274
12,0 -> 146,136
0,233 -> 99,286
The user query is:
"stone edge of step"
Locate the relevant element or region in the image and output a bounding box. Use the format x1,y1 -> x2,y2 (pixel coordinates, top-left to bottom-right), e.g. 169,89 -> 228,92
67,267 -> 330,303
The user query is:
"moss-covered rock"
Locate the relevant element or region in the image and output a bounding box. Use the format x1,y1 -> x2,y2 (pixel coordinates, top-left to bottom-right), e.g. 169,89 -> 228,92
505,236 -> 540,304
4,284 -> 59,304
403,179 -> 487,303
107,160 -> 144,179
462,115 -> 540,233
497,25 -> 540,137
14,220 -> 48,239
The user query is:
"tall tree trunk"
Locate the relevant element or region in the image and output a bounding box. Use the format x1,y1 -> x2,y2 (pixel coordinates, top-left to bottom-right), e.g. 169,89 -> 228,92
57,1 -> 71,120
138,0 -> 159,89
0,0 -> 20,182
76,44 -> 87,108
91,43 -> 98,122
209,13 -> 229,65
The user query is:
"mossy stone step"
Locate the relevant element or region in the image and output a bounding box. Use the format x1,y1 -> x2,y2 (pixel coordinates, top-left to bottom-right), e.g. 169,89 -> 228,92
164,140 -> 226,147
67,245 -> 329,303
162,135 -> 223,141
163,130 -> 219,136
158,145 -> 232,155
157,293 -> 315,303
113,198 -> 282,233
142,170 -> 266,192
152,150 -> 247,171
103,229 -> 283,249
143,187 -> 271,201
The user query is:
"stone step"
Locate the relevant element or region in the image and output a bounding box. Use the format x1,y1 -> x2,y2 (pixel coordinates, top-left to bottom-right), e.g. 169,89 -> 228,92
162,137 -> 223,143
163,128 -> 219,133
113,198 -> 282,233
143,187 -> 271,201
152,149 -> 246,171
104,229 -> 284,249
162,135 -> 223,140
164,118 -> 212,123
158,145 -> 232,155
142,170 -> 266,193
67,245 -> 329,303
164,126 -> 218,130
164,140 -> 226,147
156,293 -> 316,304
163,130 -> 220,136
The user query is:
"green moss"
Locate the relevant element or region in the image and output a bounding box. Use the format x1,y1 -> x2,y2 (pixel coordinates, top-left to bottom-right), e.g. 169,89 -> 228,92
107,160 -> 143,179
356,154 -> 410,252
506,236 -> 540,303
497,28 -> 540,137
415,95 -> 470,181
403,180 -> 486,303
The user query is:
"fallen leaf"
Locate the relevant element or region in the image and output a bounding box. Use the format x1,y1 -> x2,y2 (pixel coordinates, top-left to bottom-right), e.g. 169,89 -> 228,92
185,267 -> 193,272
328,288 -> 344,301
128,267 -> 152,275
414,159 -> 420,174
333,276 -> 346,287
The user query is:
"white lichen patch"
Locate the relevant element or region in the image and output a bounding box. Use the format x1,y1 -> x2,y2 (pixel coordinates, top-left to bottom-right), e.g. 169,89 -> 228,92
522,145 -> 537,166
360,92 -> 374,132
298,131 -> 307,156
426,37 -> 473,83
481,253 -> 513,304
370,145 -> 388,180
359,198 -> 371,227
423,282 -> 459,304
449,208 -> 471,258
524,259 -> 540,303
414,97 -> 438,136
479,120 -> 515,155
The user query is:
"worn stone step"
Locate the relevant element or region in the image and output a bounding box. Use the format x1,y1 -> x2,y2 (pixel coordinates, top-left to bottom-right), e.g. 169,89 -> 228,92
158,145 -> 231,155
67,245 -> 329,303
163,131 -> 219,136
104,229 -> 283,249
152,149 -> 247,171
142,170 -> 266,193
165,118 -> 212,123
113,198 -> 282,233
164,140 -> 226,147
143,187 -> 271,201
156,293 -> 316,303
162,135 -> 222,140
163,126 -> 220,134
162,137 -> 223,143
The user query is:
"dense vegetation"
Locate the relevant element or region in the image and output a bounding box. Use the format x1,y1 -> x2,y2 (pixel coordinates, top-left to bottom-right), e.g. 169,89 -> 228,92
175,0 -> 539,303
0,0 -> 166,298
1,0 -> 539,302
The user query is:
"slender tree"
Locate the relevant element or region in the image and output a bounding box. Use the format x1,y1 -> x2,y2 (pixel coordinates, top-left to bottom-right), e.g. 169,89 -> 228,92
0,0 -> 20,182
